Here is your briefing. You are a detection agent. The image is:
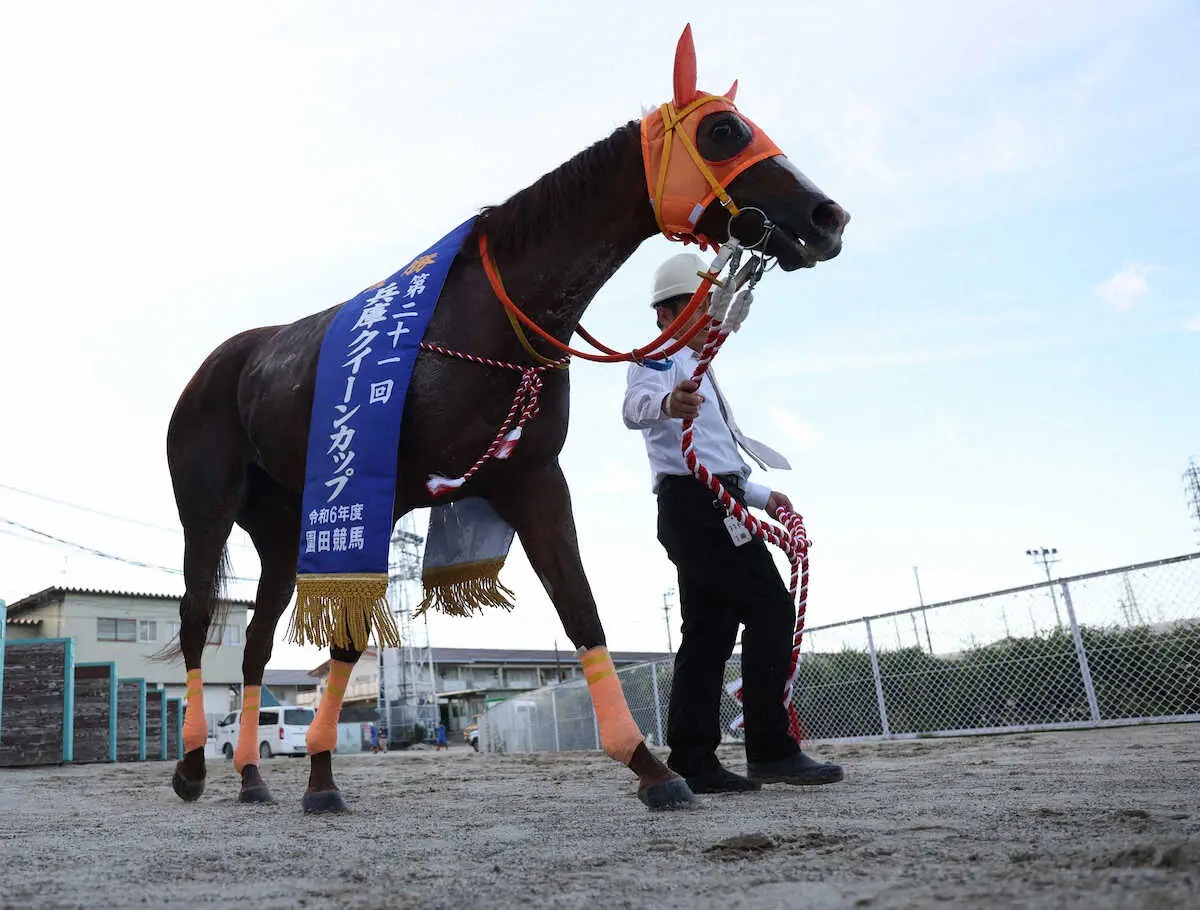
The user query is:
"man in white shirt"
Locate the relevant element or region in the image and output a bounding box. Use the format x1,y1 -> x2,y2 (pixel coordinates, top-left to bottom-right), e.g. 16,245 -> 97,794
622,252 -> 844,794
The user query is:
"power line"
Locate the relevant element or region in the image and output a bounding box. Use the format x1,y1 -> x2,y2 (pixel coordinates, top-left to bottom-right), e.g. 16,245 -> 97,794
0,518 -> 260,585
0,481 -> 255,551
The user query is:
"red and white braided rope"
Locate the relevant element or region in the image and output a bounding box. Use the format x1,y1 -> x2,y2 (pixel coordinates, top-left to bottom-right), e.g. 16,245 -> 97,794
681,321 -> 812,743
421,342 -> 570,496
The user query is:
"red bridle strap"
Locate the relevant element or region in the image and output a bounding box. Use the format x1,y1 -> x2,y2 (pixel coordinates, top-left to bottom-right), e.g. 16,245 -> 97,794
480,233 -> 713,365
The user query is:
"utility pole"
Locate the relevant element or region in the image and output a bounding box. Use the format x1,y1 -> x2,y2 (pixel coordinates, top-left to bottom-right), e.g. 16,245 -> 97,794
1025,547 -> 1062,629
1184,458 -> 1200,544
424,612 -> 438,734
913,567 -> 933,653
662,587 -> 675,654
1118,575 -> 1144,626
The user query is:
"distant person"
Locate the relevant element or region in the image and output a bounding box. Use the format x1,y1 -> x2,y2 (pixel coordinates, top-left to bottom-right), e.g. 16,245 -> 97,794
434,722 -> 448,751
368,723 -> 380,753
622,252 -> 844,794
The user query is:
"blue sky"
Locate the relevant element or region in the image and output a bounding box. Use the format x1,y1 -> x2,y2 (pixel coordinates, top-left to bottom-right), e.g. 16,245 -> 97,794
0,1 -> 1196,668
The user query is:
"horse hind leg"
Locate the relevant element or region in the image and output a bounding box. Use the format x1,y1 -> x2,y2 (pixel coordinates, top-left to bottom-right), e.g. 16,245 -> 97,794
232,465 -> 302,805
168,327 -> 271,802
170,462 -> 246,802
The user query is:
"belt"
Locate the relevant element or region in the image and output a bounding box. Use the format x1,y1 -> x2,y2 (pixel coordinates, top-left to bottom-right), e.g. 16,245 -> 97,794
658,472 -> 746,507
714,472 -> 746,500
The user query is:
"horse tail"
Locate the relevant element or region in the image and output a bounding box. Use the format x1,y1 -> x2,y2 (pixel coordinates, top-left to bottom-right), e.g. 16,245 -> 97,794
201,544 -> 235,648
151,545 -> 234,664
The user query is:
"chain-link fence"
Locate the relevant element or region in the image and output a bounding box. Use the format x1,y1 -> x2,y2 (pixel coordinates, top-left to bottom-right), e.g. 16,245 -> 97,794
480,552 -> 1200,752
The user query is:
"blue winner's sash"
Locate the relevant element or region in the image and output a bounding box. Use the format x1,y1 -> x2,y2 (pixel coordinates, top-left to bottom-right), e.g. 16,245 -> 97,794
289,216 -> 477,651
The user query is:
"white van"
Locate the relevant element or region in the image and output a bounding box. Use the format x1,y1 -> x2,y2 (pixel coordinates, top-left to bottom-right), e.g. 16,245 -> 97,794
214,705 -> 316,759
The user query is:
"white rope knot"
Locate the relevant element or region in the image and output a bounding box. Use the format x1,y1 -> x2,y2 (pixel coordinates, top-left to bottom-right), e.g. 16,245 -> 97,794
727,287 -> 753,333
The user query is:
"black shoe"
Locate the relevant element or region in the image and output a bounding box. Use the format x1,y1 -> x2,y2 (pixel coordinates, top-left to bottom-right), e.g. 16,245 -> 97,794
748,751 -> 844,786
683,765 -> 762,794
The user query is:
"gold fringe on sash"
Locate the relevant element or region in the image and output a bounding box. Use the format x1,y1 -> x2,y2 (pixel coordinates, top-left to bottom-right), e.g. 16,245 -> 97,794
417,558 -> 516,618
288,573 -> 401,650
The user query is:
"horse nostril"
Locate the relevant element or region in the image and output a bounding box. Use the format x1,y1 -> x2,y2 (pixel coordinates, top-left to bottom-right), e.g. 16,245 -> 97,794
811,201 -> 848,234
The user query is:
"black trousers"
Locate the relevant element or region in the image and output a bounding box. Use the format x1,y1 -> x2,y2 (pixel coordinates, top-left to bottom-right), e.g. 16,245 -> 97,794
656,474 -> 800,775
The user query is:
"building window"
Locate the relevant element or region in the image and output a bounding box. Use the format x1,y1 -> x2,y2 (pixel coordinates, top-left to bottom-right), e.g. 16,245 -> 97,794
97,618 -> 136,642
166,621 -> 181,643
200,623 -> 244,646
138,621 -> 157,643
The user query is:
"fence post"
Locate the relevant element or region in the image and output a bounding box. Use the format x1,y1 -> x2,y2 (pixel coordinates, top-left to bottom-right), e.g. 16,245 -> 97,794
650,661 -> 665,748
864,619 -> 891,737
551,686 -> 560,752
1061,581 -> 1101,723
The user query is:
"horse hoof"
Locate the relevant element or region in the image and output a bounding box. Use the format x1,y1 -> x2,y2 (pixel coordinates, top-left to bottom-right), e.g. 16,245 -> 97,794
638,777 -> 695,810
238,784 -> 276,805
171,764 -> 205,802
302,789 -> 349,814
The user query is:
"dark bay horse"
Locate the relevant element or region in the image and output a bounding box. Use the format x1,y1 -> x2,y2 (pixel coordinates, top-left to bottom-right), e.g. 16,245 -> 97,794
168,25 -> 849,811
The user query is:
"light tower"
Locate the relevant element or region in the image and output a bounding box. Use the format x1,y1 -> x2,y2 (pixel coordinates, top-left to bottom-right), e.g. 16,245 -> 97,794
1025,547 -> 1062,630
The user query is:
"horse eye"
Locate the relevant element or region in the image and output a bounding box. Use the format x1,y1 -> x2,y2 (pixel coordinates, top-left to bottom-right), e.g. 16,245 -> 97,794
697,112 -> 753,163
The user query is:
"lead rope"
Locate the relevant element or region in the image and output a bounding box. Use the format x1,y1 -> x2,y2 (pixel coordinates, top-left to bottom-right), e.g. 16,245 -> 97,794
679,239 -> 812,743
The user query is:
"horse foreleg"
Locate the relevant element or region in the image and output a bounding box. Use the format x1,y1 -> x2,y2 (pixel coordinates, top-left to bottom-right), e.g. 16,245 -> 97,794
491,461 -> 693,809
302,647 -> 358,813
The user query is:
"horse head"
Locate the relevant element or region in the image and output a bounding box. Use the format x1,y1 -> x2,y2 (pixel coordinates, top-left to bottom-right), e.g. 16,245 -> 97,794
641,24 -> 849,271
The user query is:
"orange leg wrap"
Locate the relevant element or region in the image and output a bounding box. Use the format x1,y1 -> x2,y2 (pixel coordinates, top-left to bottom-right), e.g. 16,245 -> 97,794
234,686 -> 261,772
580,646 -> 644,764
306,660 -> 353,756
183,668 -> 208,753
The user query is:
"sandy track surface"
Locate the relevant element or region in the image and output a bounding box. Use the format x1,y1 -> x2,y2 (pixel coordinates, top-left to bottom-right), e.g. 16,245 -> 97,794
0,724 -> 1196,909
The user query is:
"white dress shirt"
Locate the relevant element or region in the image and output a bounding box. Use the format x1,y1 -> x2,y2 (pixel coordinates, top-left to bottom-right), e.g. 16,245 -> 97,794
622,350 -> 788,511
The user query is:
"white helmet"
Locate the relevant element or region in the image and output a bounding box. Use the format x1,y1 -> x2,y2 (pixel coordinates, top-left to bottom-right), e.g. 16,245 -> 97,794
651,252 -> 708,307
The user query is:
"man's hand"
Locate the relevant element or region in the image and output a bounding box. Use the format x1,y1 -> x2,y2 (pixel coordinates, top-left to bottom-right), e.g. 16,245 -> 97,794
766,491 -> 794,517
662,379 -> 705,419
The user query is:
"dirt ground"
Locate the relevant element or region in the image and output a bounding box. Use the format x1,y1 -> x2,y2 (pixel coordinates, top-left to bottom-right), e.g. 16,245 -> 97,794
0,723 -> 1196,910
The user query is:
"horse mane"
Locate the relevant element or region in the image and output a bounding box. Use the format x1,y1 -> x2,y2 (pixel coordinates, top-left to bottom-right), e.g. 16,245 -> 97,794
470,119 -> 642,258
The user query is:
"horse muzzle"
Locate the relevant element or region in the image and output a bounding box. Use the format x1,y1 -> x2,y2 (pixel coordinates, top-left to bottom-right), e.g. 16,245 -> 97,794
730,203 -> 849,270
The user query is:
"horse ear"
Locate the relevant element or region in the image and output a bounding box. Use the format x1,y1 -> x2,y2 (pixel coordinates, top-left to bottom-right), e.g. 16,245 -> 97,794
673,23 -> 699,108
725,79 -> 738,103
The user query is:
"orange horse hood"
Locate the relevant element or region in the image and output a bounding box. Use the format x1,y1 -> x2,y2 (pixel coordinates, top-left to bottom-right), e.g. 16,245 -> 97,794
641,25 -> 784,244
